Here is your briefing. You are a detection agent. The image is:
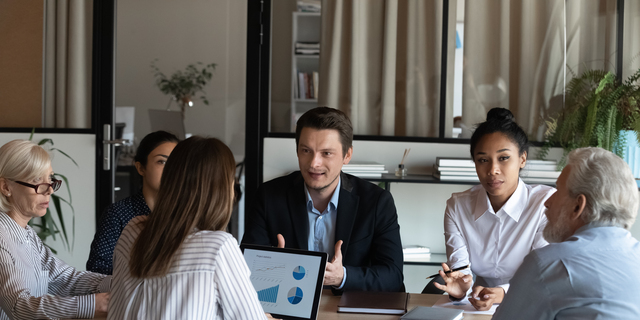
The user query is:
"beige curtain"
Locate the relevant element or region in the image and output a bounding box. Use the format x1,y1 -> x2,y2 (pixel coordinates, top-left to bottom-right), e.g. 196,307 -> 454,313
623,0 -> 640,79
43,0 -> 93,128
461,0 -> 617,141
318,0 -> 443,136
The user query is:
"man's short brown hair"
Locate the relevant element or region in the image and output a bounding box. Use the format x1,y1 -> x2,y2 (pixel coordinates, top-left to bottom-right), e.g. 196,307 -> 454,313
295,107 -> 353,157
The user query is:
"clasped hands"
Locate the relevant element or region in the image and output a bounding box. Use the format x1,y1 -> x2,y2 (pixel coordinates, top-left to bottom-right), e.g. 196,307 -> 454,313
433,263 -> 504,311
276,234 -> 344,286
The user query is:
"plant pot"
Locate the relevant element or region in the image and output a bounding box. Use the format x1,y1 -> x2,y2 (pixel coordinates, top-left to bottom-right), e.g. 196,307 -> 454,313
619,130 -> 640,187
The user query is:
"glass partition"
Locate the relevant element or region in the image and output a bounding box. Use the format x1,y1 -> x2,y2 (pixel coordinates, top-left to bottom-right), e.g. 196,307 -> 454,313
268,0 -> 626,142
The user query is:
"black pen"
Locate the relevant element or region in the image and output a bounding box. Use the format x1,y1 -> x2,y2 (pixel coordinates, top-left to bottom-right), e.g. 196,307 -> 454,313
425,264 -> 470,279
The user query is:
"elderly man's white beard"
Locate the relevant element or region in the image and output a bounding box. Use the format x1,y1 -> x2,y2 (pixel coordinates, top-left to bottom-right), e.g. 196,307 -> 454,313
543,207 -> 575,243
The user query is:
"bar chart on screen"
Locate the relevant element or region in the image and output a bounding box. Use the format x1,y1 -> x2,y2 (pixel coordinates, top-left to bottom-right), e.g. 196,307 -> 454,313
257,284 -> 280,304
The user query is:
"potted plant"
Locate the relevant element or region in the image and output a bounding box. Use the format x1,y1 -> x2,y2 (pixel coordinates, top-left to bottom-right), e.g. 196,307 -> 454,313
28,130 -> 77,253
151,60 -> 217,119
540,67 -> 640,167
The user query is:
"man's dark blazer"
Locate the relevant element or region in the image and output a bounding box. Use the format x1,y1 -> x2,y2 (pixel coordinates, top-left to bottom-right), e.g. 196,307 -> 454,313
242,171 -> 404,294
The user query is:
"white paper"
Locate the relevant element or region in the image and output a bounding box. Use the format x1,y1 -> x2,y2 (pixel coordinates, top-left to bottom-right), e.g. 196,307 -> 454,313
433,295 -> 498,315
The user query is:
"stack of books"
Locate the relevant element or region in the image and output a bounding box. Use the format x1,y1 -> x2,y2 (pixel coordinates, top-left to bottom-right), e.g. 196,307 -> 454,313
342,162 -> 387,178
294,70 -> 319,99
433,158 -> 478,182
433,157 -> 560,184
402,245 -> 431,262
520,160 -> 560,184
297,0 -> 321,12
295,42 -> 320,55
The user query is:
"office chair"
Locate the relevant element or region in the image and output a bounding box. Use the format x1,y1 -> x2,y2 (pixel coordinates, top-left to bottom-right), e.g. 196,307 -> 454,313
422,275 -> 446,294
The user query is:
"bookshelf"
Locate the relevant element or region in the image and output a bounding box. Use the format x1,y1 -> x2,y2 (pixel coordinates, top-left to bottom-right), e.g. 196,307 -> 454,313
366,174 -> 556,192
291,11 -> 321,131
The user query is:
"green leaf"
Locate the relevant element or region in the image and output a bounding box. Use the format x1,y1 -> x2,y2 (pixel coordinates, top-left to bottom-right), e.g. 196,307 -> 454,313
50,194 -> 70,251
50,148 -> 79,167
38,138 -> 54,146
54,173 -> 73,204
581,97 -> 599,148
151,60 -> 216,110
542,65 -> 640,161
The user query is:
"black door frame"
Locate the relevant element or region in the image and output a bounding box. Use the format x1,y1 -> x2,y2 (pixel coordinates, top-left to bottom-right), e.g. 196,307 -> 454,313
92,0 -> 116,224
244,0 -> 272,216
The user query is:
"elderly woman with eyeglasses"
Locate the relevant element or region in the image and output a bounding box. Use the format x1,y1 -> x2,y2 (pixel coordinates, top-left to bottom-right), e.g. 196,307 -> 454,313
0,140 -> 110,320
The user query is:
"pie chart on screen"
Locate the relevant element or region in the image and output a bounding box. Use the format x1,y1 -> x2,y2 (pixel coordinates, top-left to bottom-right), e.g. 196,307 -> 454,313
292,266 -> 306,280
287,287 -> 303,304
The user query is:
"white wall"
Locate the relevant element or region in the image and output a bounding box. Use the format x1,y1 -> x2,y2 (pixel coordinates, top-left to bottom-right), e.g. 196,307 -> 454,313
0,133 -> 96,270
115,0 -> 247,156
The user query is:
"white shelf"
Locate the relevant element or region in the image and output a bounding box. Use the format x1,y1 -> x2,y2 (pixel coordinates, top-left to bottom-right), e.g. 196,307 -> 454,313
291,11 -> 321,131
294,12 -> 321,17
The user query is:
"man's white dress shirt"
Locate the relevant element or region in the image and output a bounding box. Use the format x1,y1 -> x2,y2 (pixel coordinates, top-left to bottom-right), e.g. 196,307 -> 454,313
444,179 -> 555,292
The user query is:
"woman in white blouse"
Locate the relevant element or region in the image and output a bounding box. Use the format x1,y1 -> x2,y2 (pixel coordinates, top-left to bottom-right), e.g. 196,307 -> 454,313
434,108 -> 555,311
0,140 -> 110,319
108,137 -> 269,320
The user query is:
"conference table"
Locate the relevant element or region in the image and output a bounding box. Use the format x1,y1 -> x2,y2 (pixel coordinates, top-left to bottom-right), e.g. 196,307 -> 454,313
316,289 -> 492,320
73,290 -> 493,319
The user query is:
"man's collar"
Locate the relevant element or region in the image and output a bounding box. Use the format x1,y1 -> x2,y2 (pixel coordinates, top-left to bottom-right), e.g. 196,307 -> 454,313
304,177 -> 341,212
473,179 -> 526,222
576,221 -> 625,233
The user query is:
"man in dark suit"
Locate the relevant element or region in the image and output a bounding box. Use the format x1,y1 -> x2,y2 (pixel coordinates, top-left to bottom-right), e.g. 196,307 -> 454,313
242,107 -> 404,294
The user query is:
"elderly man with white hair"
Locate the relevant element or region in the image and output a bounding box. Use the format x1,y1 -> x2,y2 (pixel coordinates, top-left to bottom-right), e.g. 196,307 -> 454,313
493,147 -> 640,319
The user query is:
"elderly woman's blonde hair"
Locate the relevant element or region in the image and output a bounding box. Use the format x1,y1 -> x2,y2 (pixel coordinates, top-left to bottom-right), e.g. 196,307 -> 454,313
0,140 -> 52,213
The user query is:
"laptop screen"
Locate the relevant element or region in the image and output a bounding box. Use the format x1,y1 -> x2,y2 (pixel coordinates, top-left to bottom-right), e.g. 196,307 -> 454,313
241,244 -> 327,320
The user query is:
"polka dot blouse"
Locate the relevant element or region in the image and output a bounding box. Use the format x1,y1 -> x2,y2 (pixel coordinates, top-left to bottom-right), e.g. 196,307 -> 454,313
86,192 -> 150,275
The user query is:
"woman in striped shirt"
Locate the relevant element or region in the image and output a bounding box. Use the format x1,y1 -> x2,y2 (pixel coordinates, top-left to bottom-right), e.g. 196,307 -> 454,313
0,139 -> 111,319
108,137 -> 269,319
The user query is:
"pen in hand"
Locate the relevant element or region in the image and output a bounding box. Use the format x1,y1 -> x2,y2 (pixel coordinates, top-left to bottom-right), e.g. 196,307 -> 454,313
425,264 -> 470,279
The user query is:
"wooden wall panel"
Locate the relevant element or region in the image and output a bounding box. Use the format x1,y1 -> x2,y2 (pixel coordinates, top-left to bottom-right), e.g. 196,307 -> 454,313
0,0 -> 43,128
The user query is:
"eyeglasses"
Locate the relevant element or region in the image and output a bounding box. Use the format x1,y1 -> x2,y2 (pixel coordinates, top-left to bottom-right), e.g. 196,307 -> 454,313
13,179 -> 62,194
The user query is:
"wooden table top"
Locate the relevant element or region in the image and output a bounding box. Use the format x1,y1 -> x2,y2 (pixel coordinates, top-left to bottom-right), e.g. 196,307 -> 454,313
317,290 -> 492,320
72,290 -> 493,319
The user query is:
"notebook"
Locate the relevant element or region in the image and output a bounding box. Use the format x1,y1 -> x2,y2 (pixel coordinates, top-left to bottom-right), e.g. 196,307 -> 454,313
240,244 -> 328,320
401,306 -> 463,320
337,291 -> 409,315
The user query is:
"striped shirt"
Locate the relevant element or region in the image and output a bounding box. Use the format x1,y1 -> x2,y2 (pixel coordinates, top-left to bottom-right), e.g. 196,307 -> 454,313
108,216 -> 267,320
0,212 -> 111,319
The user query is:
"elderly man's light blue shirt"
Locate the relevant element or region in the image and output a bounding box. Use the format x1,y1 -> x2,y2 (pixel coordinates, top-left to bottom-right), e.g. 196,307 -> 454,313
493,222 -> 640,319
304,178 -> 346,289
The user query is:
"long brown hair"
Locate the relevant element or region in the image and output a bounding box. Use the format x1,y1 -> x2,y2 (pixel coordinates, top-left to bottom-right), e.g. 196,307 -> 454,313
129,136 -> 236,278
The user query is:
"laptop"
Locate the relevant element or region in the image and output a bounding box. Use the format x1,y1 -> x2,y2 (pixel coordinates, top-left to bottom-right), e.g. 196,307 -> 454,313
241,244 -> 328,320
148,109 -> 186,139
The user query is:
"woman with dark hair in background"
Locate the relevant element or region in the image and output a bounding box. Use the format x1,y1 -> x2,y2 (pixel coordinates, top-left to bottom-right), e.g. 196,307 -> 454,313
433,108 -> 556,311
108,137 -> 267,319
86,131 -> 179,275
